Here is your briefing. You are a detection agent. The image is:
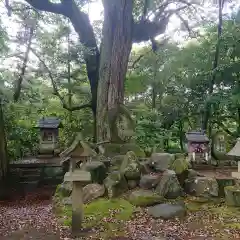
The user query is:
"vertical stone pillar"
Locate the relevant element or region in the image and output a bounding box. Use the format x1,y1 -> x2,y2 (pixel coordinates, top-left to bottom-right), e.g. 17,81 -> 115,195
72,181 -> 84,234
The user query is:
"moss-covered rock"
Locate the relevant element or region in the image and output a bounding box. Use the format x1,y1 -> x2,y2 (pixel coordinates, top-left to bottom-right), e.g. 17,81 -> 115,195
186,176 -> 219,197
155,170 -> 183,199
84,161 -> 107,184
104,171 -> 128,198
139,174 -> 162,189
169,158 -> 189,175
149,153 -> 175,172
120,151 -> 141,181
225,185 -> 240,207
83,183 -> 105,203
169,157 -> 189,187
129,189 -> 164,207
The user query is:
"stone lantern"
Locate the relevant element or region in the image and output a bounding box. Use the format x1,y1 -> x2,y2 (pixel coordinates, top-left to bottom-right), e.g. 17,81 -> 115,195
228,138 -> 240,179
60,133 -> 97,235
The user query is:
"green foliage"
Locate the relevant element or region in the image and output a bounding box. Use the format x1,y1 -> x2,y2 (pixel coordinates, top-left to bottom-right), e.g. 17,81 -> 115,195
1,2 -> 240,161
134,110 -> 166,151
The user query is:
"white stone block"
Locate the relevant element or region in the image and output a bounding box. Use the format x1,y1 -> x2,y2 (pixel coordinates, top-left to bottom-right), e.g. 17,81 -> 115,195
64,170 -> 91,182
232,171 -> 240,179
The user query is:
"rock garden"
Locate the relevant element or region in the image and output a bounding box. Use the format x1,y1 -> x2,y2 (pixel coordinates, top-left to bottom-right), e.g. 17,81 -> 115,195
53,143 -> 240,239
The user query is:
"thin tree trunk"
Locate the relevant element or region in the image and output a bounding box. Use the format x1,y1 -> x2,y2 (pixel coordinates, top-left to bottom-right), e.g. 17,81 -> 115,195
179,120 -> 184,151
67,26 -> 73,123
202,0 -> 224,131
152,58 -> 157,109
97,0 -> 133,142
0,98 -> 8,182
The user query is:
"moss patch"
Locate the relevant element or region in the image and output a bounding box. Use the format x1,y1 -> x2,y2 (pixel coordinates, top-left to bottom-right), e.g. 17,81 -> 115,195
129,194 -> 164,207
169,158 -> 188,174
58,198 -> 135,239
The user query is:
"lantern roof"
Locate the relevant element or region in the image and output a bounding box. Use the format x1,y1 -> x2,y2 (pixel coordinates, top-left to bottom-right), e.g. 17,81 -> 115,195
227,138 -> 240,156
60,132 -> 97,162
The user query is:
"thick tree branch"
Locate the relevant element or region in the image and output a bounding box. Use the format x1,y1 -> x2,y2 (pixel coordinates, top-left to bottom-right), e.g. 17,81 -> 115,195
4,0 -> 11,16
24,0 -> 99,113
30,48 -> 91,112
24,0 -> 67,15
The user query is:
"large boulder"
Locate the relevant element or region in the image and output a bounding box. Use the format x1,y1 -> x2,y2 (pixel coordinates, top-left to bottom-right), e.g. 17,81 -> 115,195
83,183 -> 105,203
84,161 -> 107,184
104,171 -> 128,198
127,180 -> 138,189
148,202 -> 186,220
155,170 -> 183,199
149,153 -> 175,172
129,189 -> 164,207
120,151 -> 141,181
139,160 -> 152,174
139,174 -> 162,190
186,176 -> 219,197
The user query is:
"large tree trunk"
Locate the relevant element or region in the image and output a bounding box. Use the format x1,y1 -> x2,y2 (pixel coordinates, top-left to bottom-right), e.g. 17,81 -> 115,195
0,100 -> 8,182
97,0 -> 133,142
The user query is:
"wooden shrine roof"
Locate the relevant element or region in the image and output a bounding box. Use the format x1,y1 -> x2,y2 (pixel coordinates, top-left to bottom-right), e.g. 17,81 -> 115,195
186,131 -> 209,143
36,117 -> 62,129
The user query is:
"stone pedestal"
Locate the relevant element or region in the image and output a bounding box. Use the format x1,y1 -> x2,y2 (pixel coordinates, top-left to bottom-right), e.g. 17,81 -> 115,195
231,161 -> 240,179
64,170 -> 91,235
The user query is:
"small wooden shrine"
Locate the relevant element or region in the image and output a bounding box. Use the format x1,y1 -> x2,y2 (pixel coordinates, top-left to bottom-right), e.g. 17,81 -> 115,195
186,131 -> 210,163
228,138 -> 240,179
35,117 -> 62,156
60,132 -> 97,170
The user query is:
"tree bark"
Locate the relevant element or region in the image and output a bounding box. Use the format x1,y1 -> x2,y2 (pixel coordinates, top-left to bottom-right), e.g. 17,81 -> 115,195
97,0 -> 133,141
0,99 -> 8,182
23,0 -> 175,142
